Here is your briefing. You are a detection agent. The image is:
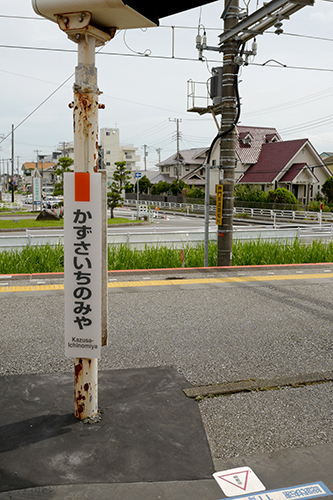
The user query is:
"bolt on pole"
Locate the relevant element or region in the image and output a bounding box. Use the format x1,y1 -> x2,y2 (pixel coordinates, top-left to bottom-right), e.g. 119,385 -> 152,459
217,0 -> 239,267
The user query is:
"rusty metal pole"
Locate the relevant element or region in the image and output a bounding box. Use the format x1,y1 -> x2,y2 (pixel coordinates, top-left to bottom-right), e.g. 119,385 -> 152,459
73,33 -> 99,419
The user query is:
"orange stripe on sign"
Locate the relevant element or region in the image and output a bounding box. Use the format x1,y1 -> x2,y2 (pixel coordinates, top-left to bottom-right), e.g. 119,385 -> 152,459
75,172 -> 90,202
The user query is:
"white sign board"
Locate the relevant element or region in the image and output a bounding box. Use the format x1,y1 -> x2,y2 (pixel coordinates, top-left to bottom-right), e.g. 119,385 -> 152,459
33,176 -> 41,205
64,172 -> 102,358
213,467 -> 265,497
215,482 -> 332,500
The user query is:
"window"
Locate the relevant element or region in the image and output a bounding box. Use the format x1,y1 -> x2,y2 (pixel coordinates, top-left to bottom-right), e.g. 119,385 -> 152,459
106,150 -> 110,155
106,131 -> 110,136
125,152 -> 132,159
106,162 -> 111,166
174,167 -> 178,176
186,165 -> 189,171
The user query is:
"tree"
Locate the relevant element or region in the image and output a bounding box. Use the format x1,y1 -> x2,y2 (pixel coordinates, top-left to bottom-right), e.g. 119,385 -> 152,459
53,157 -> 74,196
169,179 -> 186,196
187,186 -> 205,199
107,161 -> 131,218
234,184 -> 268,203
138,175 -> 152,194
321,177 -> 333,202
113,161 -> 132,191
151,180 -> 170,195
267,187 -> 297,205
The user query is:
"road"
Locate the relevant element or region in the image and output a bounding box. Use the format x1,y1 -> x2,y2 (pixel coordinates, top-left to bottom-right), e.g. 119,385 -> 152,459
1,264 -> 332,466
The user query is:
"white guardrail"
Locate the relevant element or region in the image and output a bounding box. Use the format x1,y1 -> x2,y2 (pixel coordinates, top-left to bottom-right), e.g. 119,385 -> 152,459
124,199 -> 333,223
1,224 -> 333,250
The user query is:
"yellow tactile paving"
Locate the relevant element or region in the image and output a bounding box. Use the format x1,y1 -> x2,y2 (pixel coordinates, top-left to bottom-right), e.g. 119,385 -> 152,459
34,285 -> 60,291
8,286 -> 33,292
108,281 -> 124,288
147,280 -> 173,286
0,272 -> 332,294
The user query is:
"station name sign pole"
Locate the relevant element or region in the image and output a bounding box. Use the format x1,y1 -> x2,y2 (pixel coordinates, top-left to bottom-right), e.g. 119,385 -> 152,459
32,0 -> 221,420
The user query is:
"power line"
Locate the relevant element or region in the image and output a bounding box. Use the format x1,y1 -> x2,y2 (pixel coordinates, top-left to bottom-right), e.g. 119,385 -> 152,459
0,15 -> 44,20
243,86 -> 333,117
249,61 -> 333,73
2,42 -> 333,73
0,73 -> 74,146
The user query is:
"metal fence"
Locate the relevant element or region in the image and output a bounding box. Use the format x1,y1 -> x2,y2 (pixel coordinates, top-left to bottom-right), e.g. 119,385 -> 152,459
124,199 -> 333,224
1,224 -> 333,250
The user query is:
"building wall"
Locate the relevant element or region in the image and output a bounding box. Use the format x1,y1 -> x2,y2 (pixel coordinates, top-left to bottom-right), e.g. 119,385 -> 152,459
100,128 -> 140,185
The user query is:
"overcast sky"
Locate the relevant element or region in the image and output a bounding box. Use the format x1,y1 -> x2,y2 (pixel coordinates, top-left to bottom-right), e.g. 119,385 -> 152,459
1,0 -> 333,171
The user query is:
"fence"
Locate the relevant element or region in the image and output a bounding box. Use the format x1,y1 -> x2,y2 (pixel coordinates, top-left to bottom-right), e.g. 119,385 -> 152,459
124,199 -> 333,224
1,224 -> 333,250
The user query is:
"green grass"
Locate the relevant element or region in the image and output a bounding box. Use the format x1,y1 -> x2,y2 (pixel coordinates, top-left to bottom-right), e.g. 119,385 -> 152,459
1,239 -> 333,274
0,244 -> 64,274
0,219 -> 64,229
0,217 -> 136,229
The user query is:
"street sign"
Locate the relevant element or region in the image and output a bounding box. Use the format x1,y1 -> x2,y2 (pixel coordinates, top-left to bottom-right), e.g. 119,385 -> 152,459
213,467 -> 265,497
64,172 -> 102,359
32,172 -> 41,206
135,172 -> 142,178
215,184 -> 223,226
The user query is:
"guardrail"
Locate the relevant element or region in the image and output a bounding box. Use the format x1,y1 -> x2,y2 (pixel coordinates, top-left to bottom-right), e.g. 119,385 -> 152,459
124,199 -> 332,224
1,224 -> 333,250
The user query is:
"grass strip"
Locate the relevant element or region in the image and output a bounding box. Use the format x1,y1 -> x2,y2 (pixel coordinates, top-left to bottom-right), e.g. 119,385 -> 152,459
0,217 -> 136,229
1,239 -> 333,274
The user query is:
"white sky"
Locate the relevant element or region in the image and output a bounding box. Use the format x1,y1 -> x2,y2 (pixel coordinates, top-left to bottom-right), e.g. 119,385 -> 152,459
1,0 -> 333,171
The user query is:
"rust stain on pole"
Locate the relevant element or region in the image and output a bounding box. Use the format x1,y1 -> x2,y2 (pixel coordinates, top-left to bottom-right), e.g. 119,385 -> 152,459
74,357 -> 98,419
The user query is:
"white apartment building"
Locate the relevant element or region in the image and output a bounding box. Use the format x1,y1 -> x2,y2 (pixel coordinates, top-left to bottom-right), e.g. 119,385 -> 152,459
100,128 -> 140,185
57,128 -> 140,186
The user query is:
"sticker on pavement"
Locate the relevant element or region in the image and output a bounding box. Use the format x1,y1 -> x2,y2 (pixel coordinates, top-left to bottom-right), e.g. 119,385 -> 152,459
213,466 -> 265,496
215,482 -> 332,500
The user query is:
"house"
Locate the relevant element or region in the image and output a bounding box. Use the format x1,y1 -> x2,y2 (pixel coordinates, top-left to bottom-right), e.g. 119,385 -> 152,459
21,162 -> 56,192
154,147 -> 207,184
323,154 -> 333,175
154,126 -> 330,204
154,127 -> 283,192
238,138 -> 331,204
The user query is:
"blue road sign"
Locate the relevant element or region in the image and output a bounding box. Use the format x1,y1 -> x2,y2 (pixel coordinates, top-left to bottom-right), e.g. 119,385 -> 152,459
135,172 -> 142,178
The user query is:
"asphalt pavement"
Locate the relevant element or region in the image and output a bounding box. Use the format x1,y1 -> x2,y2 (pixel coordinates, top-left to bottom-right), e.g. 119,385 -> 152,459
0,264 -> 333,499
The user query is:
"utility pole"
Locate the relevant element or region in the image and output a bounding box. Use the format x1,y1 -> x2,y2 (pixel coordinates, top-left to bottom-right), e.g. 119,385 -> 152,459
143,144 -> 148,171
11,125 -> 14,202
194,0 -> 314,267
155,148 -> 162,164
169,118 -> 182,182
217,0 -> 239,266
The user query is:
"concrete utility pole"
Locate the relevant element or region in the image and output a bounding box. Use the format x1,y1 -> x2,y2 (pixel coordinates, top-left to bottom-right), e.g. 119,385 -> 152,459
169,118 -> 182,182
194,0 -> 314,267
143,144 -> 148,171
155,148 -> 162,163
11,125 -> 14,203
217,0 -> 239,266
